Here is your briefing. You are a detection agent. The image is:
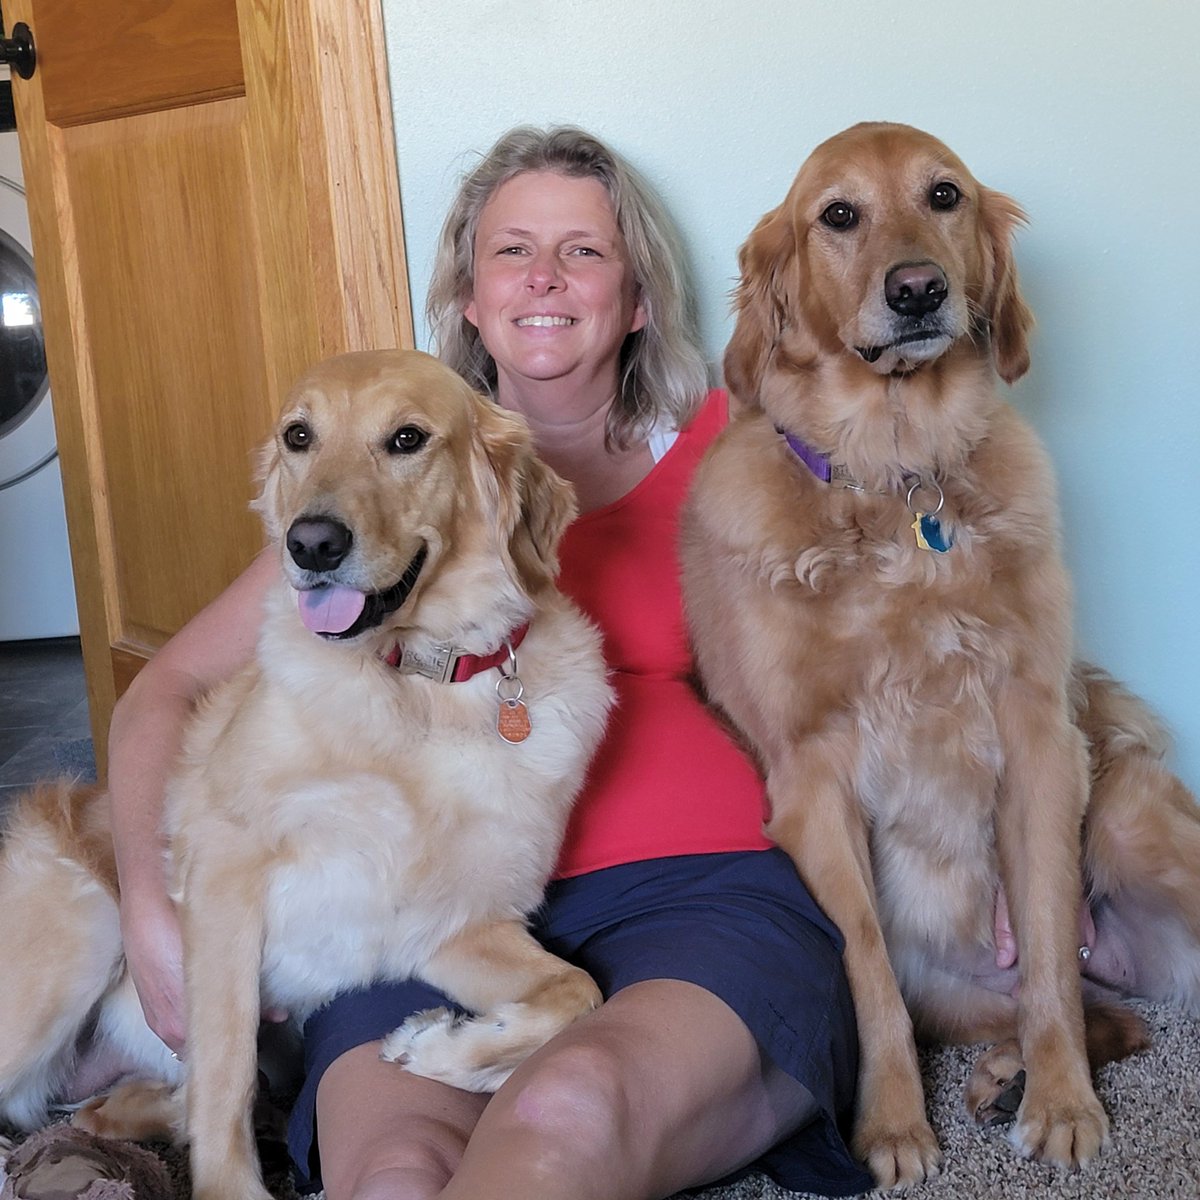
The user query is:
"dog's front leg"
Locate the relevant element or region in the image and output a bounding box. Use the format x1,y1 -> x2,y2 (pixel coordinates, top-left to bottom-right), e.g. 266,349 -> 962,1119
995,679 -> 1107,1168
381,919 -> 601,1092
180,851 -> 273,1200
766,734 -> 940,1189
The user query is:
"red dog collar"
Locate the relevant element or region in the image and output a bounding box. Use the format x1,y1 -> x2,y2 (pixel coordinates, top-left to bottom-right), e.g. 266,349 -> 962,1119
384,623 -> 530,683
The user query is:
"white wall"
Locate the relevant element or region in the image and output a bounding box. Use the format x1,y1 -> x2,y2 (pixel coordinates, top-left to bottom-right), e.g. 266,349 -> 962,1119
381,0 -> 1200,790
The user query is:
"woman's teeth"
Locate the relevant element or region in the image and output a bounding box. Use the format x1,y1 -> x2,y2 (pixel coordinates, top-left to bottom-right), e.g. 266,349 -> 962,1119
516,315 -> 575,327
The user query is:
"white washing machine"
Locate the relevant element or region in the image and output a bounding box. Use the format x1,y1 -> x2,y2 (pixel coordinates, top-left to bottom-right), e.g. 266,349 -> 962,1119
0,126 -> 78,639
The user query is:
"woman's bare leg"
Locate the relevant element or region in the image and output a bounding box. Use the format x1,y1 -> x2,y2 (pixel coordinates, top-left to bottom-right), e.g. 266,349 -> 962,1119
441,978 -> 816,1200
317,979 -> 818,1200
316,1043 -> 488,1200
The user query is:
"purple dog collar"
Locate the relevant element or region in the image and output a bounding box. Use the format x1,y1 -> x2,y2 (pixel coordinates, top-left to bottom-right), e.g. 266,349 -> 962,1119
776,427 -> 832,482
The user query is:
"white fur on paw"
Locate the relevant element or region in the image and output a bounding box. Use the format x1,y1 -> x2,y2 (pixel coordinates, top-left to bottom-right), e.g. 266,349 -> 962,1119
380,1006 -> 518,1093
379,1006 -> 462,1063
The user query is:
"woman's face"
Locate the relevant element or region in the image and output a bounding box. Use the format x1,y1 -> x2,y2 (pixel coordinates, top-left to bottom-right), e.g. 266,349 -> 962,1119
464,170 -> 646,397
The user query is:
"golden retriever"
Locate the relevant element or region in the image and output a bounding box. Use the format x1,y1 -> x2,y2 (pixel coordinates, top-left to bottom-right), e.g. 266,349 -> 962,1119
681,122 -> 1200,1188
0,349 -> 612,1200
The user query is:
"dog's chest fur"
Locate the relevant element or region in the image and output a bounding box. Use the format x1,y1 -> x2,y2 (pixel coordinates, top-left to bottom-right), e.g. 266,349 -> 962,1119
165,599 -> 609,1019
691,401 -> 1064,963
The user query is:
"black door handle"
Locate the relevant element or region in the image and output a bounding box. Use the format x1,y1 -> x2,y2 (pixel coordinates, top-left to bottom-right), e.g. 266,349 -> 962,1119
1,22 -> 36,80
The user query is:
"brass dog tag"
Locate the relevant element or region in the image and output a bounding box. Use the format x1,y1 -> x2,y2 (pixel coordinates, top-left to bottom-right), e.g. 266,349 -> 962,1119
495,667 -> 531,744
497,697 -> 532,744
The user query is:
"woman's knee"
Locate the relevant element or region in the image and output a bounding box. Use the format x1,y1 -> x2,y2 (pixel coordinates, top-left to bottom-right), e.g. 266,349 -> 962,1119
487,1040 -> 630,1160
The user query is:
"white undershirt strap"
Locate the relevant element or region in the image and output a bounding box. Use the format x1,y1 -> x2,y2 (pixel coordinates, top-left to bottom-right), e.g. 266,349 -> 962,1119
647,425 -> 679,464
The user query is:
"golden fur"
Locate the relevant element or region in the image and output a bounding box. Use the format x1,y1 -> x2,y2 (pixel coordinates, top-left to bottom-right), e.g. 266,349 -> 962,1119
681,123 -> 1200,1188
0,350 -> 612,1200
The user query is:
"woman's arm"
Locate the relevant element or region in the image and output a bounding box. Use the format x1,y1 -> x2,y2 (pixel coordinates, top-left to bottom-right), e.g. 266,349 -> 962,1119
107,548 -> 278,1052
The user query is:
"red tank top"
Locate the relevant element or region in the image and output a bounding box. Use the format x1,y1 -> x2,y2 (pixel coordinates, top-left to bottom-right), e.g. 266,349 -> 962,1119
553,390 -> 773,878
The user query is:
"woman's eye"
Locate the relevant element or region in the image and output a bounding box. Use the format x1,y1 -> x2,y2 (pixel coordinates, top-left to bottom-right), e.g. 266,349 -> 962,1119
282,421 -> 312,451
821,201 -> 858,230
931,181 -> 961,210
386,425 -> 429,455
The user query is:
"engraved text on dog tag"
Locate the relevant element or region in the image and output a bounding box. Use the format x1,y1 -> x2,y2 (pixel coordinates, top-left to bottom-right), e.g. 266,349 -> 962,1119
497,698 -> 532,744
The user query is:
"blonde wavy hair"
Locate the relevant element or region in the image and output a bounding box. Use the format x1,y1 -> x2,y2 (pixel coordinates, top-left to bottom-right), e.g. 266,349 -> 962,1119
427,126 -> 709,447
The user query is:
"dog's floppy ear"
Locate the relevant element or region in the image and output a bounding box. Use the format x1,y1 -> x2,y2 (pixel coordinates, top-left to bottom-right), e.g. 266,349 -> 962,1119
979,186 -> 1035,385
724,202 -> 799,407
473,399 -> 577,596
250,432 -> 286,542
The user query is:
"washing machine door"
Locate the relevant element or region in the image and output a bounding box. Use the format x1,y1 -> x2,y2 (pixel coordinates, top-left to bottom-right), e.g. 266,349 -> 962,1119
0,170 -> 53,491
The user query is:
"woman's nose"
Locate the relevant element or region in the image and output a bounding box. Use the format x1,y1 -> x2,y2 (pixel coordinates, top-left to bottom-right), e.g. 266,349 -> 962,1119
525,251 -> 563,293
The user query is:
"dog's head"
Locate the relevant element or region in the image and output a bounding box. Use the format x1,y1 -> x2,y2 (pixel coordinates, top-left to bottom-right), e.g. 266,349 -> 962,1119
254,349 -> 575,647
726,122 -> 1033,402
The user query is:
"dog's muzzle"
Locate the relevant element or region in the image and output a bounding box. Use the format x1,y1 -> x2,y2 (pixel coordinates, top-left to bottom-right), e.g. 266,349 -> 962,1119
295,543 -> 428,640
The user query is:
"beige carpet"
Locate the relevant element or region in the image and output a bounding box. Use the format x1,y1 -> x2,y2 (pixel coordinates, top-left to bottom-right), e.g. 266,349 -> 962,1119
683,1001 -> 1200,1200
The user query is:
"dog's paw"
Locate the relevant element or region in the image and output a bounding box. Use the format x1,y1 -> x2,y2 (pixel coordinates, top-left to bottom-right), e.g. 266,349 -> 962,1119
379,1006 -> 465,1069
71,1079 -> 182,1142
380,1006 -> 465,1061
1010,1090 -> 1109,1169
853,1116 -> 941,1189
966,1040 -> 1026,1127
380,1007 -> 515,1093
379,997 -> 589,1094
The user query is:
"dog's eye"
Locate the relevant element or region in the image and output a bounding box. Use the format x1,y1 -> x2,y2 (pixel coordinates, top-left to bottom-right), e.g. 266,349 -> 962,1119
387,425 -> 429,455
282,422 -> 312,451
821,201 -> 858,230
930,182 -> 961,211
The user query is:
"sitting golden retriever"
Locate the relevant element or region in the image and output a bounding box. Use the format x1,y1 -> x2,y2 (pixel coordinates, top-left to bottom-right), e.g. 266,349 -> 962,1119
0,350 -> 612,1200
681,122 -> 1200,1188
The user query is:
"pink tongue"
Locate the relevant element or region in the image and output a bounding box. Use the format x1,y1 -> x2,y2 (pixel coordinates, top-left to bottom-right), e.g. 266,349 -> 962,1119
296,585 -> 367,634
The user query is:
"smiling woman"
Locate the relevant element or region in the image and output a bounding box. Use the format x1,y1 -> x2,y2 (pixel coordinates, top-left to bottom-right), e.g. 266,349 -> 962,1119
427,126 -> 707,453
461,170 -> 652,510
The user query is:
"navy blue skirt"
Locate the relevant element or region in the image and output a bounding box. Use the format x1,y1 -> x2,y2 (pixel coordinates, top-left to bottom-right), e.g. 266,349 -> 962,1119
289,847 -> 872,1197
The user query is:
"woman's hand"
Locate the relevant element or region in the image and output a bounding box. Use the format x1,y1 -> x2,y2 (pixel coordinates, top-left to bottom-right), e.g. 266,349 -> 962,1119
121,893 -> 188,1055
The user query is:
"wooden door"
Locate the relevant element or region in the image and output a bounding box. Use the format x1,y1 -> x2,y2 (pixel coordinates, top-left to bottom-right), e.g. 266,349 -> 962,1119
5,0 -> 412,773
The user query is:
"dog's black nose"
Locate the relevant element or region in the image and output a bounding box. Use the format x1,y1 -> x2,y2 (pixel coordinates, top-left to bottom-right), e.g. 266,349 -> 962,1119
287,517 -> 352,572
885,262 -> 948,316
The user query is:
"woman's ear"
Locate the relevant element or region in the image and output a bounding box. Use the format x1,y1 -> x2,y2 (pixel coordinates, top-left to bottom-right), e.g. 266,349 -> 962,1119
979,186 -> 1035,385
628,282 -> 648,335
724,202 -> 800,407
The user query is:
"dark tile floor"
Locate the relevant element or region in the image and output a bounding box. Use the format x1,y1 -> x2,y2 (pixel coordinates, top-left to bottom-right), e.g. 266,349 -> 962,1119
0,637 -> 94,806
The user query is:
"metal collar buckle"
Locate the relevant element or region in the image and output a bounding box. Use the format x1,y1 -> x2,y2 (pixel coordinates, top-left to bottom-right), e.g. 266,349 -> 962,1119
395,642 -> 461,683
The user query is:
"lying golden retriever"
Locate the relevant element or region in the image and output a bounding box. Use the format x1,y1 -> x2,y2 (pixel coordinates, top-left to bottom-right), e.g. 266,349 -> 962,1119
0,350 -> 612,1200
682,122 -> 1200,1188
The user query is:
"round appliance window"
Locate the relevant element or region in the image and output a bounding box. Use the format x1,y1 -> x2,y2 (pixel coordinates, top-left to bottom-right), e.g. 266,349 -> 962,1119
0,224 -> 48,441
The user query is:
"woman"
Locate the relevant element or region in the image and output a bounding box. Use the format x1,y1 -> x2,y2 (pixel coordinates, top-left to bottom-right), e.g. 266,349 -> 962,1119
109,126 -> 871,1200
